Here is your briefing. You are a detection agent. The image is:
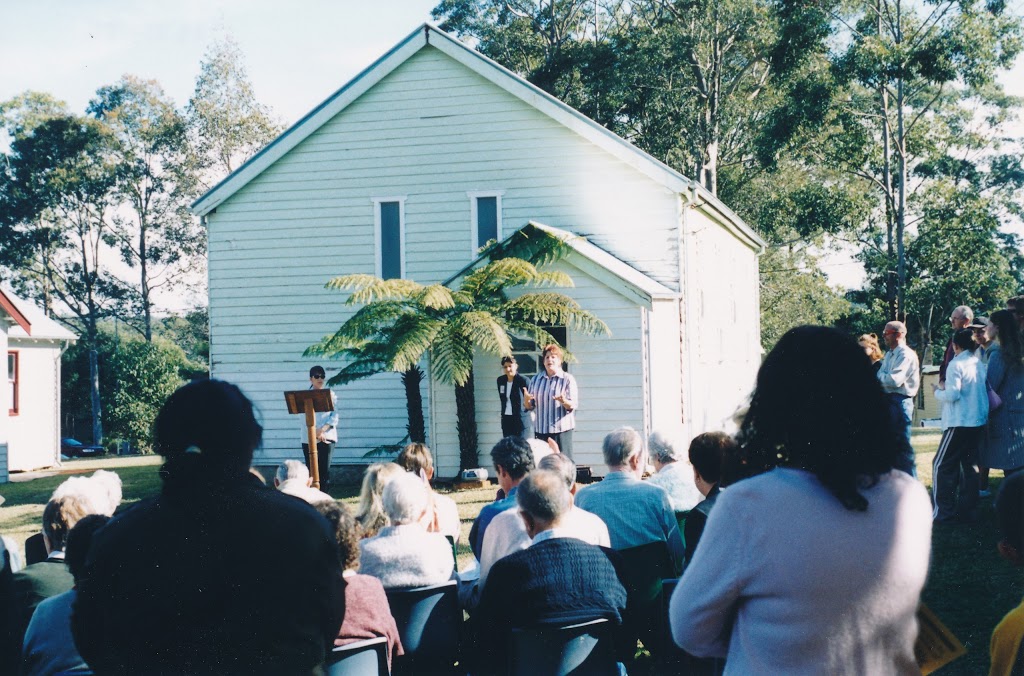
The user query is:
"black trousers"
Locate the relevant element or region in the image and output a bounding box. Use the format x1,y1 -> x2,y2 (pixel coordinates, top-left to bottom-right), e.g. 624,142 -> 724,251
301,442 -> 333,491
501,414 -> 524,438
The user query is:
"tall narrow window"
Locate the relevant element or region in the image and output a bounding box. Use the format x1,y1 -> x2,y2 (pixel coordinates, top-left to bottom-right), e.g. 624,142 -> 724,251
7,351 -> 18,415
373,197 -> 406,279
468,191 -> 503,256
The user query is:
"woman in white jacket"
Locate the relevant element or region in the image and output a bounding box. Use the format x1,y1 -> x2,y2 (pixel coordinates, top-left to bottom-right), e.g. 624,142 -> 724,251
932,328 -> 989,522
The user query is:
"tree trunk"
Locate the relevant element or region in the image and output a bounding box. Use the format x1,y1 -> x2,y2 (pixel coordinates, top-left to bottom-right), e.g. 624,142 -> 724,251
879,1 -> 896,322
402,366 -> 426,444
88,327 -> 103,446
894,0 -> 907,321
455,370 -> 478,473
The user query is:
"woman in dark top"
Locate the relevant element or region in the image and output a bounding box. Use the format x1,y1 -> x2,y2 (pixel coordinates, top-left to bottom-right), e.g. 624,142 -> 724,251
497,356 -> 531,438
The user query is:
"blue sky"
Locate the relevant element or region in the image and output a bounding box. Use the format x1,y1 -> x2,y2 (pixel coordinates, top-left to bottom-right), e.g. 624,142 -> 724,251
0,0 -> 440,125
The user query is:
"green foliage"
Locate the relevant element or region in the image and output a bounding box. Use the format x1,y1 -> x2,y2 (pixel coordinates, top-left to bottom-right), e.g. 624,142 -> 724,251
759,247 -> 850,349
88,76 -> 204,341
187,35 -> 284,182
63,328 -> 200,449
104,339 -> 190,451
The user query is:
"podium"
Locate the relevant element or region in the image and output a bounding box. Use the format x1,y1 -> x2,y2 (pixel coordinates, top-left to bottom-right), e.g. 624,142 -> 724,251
284,389 -> 335,489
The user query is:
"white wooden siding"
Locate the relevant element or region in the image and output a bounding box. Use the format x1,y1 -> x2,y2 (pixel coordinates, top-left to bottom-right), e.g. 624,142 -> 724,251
429,259 -> 645,477
647,298 -> 685,441
686,209 -> 761,436
7,341 -> 62,472
208,45 -> 680,468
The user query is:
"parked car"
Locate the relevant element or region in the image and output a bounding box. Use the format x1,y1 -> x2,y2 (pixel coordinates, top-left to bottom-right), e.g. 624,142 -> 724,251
61,438 -> 106,458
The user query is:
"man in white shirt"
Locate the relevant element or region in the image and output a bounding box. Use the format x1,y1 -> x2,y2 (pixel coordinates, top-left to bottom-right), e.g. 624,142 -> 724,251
877,321 -> 921,477
477,453 -> 610,591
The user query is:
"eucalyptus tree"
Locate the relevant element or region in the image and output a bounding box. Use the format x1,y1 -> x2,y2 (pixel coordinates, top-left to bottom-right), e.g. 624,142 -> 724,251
307,255 -> 608,471
830,0 -> 1022,319
187,36 -> 284,185
88,76 -> 204,341
0,112 -> 127,445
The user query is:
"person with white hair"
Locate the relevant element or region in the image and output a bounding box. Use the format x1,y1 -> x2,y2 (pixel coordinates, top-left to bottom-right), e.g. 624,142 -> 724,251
477,453 -> 610,591
575,427 -> 684,569
358,471 -> 454,589
26,471 -> 122,566
274,460 -> 333,505
646,431 -> 703,512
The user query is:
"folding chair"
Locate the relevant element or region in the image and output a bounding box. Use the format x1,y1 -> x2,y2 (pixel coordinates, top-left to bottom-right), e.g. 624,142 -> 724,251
386,580 -> 460,673
326,636 -> 389,676
508,618 -> 618,676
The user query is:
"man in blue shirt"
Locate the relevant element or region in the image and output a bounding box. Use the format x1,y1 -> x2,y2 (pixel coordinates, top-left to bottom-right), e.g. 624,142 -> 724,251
469,436 -> 535,559
575,427 -> 684,571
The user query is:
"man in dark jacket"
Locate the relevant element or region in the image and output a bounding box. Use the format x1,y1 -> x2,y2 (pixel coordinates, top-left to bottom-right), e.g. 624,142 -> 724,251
470,470 -> 627,672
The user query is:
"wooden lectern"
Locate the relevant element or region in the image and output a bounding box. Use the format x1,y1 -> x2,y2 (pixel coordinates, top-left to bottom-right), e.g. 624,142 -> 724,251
284,389 -> 335,489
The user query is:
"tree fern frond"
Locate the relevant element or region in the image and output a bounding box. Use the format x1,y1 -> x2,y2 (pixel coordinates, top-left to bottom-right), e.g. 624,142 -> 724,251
416,284 -> 456,311
324,274 -> 423,304
386,315 -> 445,373
430,323 -> 475,386
454,311 -> 514,356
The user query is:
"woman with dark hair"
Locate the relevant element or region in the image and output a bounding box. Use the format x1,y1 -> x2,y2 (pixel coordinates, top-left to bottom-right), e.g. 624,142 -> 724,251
670,326 -> 931,674
982,309 -> 1024,475
315,501 -> 404,669
72,379 -> 345,675
932,328 -> 989,522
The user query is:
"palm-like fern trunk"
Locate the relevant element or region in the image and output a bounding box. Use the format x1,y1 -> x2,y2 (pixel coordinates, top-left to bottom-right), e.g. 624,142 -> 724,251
402,366 -> 425,443
455,369 -> 478,472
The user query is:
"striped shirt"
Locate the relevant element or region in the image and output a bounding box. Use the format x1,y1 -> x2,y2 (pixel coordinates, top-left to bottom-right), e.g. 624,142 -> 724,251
528,370 -> 578,434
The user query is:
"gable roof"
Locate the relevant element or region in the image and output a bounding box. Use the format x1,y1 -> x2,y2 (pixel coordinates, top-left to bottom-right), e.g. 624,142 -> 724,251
191,23 -> 765,252
1,289 -> 77,341
0,289 -> 31,335
445,222 -> 678,310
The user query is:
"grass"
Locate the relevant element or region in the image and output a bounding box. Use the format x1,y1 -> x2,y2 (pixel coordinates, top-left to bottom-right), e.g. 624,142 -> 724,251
1,437 -> 1020,674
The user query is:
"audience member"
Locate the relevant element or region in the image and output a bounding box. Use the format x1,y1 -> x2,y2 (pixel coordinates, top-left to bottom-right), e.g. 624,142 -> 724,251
274,459 -> 333,504
396,442 -> 461,542
858,333 -> 884,372
25,471 -> 123,566
683,432 -> 736,563
646,430 -> 703,512
671,326 -> 932,673
469,470 -> 627,672
972,317 -> 993,360
877,320 -> 921,476
575,427 -> 684,570
469,436 -> 535,559
315,501 -> 404,669
982,309 -> 1024,478
932,328 -> 988,522
1009,296 -> 1024,332
478,453 -> 609,590
72,379 -> 344,674
991,471 -> 1024,676
21,514 -> 110,676
359,471 -> 455,589
355,462 -> 405,539
941,306 -> 974,382
3,495 -> 90,669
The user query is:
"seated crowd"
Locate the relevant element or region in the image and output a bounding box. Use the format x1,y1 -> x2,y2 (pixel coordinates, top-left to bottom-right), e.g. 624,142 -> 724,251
2,303 -> 1024,674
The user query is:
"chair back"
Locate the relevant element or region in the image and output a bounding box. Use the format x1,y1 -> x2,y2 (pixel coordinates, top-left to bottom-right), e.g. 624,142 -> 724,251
659,578 -> 725,675
385,580 -> 460,672
326,636 -> 389,676
509,618 -> 618,676
615,541 -> 674,656
445,534 -> 459,572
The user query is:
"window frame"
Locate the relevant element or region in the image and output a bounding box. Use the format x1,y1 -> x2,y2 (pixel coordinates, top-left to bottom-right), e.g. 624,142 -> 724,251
467,190 -> 504,257
7,350 -> 18,416
372,196 -> 407,279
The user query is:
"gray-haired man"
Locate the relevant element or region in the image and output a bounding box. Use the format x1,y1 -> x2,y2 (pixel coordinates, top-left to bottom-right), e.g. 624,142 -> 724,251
878,321 -> 920,476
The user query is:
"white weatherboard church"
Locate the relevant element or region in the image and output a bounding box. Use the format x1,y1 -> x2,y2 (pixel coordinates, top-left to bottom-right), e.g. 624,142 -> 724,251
193,24 -> 765,477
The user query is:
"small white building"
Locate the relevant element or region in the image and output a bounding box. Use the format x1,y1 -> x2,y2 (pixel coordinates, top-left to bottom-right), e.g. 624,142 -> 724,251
193,24 -> 765,477
0,290 -> 77,476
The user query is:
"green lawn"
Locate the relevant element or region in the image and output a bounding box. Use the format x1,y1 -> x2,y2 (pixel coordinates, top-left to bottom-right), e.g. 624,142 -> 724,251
0,438 -> 1020,674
